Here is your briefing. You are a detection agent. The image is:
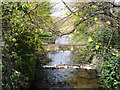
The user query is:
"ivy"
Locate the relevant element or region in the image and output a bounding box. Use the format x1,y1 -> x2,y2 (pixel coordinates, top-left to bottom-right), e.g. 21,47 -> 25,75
86,24 -> 120,89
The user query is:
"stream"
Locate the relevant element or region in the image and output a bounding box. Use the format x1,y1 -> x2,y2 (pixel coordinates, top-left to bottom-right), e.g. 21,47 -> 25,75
31,35 -> 101,89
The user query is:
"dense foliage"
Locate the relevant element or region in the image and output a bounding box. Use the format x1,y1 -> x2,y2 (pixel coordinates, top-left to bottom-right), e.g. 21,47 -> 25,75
87,24 -> 120,89
2,2 -> 53,89
68,2 -> 120,89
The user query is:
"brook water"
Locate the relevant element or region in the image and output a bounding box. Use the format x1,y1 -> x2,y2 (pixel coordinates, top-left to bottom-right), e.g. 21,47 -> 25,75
31,35 -> 100,89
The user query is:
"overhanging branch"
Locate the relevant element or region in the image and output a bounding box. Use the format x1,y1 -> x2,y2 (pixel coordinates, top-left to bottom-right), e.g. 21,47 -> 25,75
60,3 -> 120,36
61,0 -> 76,15
23,2 -> 45,18
61,10 -> 105,36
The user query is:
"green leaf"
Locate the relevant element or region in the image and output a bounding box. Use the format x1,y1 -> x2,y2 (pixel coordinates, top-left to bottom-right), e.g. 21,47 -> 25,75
39,32 -> 52,37
61,8 -> 63,10
66,11 -> 69,15
15,33 -> 18,36
5,44 -> 9,48
69,34 -> 73,37
12,38 -> 16,42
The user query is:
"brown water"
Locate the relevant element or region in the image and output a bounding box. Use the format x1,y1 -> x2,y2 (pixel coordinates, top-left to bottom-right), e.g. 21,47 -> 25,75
31,35 -> 101,89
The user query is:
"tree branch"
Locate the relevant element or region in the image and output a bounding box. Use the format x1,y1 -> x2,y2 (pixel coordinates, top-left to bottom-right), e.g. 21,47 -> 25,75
61,0 -> 76,15
60,3 -> 120,36
23,2 -> 45,18
62,11 -> 104,35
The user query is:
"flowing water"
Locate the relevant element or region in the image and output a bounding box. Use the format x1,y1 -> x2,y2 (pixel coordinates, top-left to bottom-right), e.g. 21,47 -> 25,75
32,35 -> 101,89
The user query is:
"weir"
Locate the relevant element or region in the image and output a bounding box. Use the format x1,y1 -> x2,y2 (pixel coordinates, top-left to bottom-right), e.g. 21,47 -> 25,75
42,64 -> 95,70
41,36 -> 87,51
33,35 -> 100,88
43,44 -> 85,51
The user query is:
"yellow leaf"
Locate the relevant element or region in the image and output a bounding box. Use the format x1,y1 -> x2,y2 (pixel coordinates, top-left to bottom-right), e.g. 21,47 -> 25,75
80,18 -> 82,20
110,47 -> 112,49
76,12 -> 79,15
95,45 -> 99,50
106,21 -> 110,24
94,17 -> 98,21
112,53 -> 116,55
88,37 -> 93,42
92,5 -> 96,8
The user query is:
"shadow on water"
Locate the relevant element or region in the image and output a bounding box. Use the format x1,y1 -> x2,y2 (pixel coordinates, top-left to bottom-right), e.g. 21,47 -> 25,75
30,35 -> 102,89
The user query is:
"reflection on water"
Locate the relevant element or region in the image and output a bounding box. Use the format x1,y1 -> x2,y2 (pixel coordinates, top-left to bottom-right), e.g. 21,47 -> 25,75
33,35 -> 100,89
35,68 -> 99,88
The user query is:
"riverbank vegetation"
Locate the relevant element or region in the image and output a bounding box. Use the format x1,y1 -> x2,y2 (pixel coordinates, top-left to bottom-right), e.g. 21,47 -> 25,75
63,2 -> 120,89
2,2 -> 54,89
1,1 -> 120,89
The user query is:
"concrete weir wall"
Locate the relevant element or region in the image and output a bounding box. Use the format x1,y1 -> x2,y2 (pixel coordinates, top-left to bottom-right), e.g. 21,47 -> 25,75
43,45 -> 85,51
91,54 -> 104,73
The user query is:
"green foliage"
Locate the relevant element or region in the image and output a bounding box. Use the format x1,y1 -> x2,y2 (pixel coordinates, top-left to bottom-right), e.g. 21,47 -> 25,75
2,2 -> 53,89
99,53 -> 120,89
86,24 -> 120,89
72,2 -> 120,88
39,31 -> 52,37
66,11 -> 69,15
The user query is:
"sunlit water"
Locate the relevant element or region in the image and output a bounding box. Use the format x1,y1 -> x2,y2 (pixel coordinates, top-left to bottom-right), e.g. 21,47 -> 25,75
31,35 -> 100,89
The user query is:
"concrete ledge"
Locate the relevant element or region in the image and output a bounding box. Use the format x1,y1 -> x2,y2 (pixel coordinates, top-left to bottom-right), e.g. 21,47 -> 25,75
42,64 -> 95,70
